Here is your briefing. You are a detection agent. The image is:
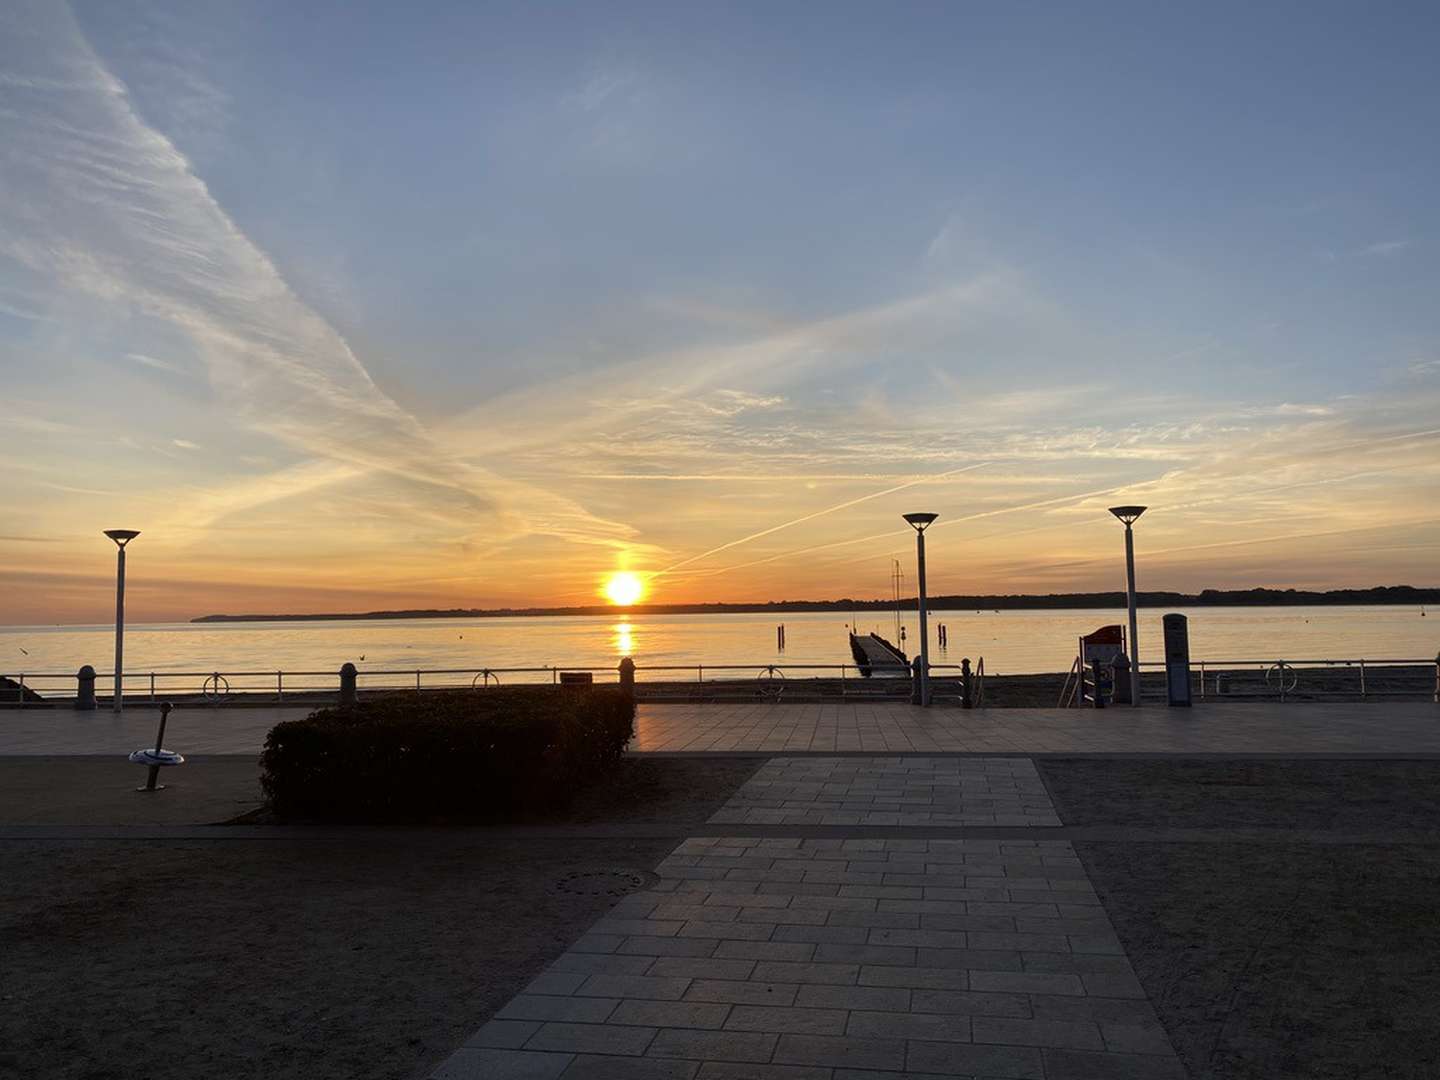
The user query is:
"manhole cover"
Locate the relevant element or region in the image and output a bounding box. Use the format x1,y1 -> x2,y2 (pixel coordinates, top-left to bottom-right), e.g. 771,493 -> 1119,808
552,869 -> 659,898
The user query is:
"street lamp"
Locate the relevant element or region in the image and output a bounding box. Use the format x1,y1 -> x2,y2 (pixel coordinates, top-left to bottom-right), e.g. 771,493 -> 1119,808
104,529 -> 140,714
903,512 -> 938,706
1108,507 -> 1146,706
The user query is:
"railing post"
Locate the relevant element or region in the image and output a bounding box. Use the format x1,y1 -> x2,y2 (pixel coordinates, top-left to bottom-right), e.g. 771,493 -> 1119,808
416,669 -> 421,693
1358,659 -> 1366,700
339,662 -> 358,707
960,657 -> 972,709
619,656 -> 636,698
1092,658 -> 1106,708
277,670 -> 283,702
1199,660 -> 1206,700
77,665 -> 97,710
1434,652 -> 1439,704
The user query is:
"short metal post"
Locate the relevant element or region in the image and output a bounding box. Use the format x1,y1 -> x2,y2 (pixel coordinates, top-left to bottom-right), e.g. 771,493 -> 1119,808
1199,660 -> 1206,700
1092,658 -> 1106,708
77,665 -> 97,710
277,671 -> 283,702
416,669 -> 421,693
1433,652 -> 1439,704
16,675 -> 23,711
339,662 -> 358,707
149,673 -> 155,704
618,656 -> 636,697
1359,659 -> 1366,700
960,658 -> 972,709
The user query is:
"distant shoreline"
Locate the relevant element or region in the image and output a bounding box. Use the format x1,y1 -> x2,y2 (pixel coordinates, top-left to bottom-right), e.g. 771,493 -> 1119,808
192,586 -> 1440,623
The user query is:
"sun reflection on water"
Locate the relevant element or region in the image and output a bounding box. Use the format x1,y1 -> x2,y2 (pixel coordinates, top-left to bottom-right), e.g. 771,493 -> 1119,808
613,621 -> 635,657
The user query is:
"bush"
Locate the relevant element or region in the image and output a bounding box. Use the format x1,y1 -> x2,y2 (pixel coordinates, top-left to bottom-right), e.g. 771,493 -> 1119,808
260,687 -> 635,821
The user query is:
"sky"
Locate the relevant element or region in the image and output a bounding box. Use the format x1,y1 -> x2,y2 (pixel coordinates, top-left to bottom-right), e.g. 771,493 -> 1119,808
3,1 -> 1440,624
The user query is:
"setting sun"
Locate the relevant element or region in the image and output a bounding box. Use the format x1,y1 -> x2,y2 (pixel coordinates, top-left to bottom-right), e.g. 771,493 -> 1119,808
603,572 -> 645,607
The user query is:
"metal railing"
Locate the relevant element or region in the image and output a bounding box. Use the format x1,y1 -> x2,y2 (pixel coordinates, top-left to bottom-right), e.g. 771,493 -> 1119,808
3,653 -> 1436,708
0,660 -> 982,707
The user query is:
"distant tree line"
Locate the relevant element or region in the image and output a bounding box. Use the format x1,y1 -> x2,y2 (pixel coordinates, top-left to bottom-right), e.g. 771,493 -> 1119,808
191,585 -> 1440,623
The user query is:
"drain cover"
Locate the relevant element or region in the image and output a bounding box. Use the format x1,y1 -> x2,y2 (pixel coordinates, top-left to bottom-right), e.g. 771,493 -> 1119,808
552,869 -> 659,897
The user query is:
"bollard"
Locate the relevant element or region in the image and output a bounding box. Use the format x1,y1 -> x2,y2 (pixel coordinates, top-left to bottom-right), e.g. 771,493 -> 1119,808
339,662 -> 358,707
910,655 -> 924,706
618,656 -> 636,697
128,701 -> 184,792
960,657 -> 972,709
1092,658 -> 1106,708
1111,654 -> 1132,706
1434,651 -> 1439,704
77,665 -> 97,711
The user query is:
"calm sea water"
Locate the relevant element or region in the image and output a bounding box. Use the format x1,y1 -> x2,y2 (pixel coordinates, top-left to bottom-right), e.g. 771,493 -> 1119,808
2,607 -> 1435,691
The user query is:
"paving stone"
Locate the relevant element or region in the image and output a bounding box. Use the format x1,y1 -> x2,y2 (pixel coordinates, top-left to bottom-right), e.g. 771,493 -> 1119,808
696,1063 -> 831,1080
1041,1047 -> 1188,1079
549,953 -> 657,977
857,965 -> 969,991
1022,952 -> 1132,974
773,924 -> 869,945
845,1010 -> 970,1042
715,940 -> 816,962
646,1028 -> 779,1063
648,957 -> 757,981
609,1000 -> 733,1030
571,934 -> 625,954
620,936 -> 722,958
812,943 -> 916,965
685,979 -> 798,1006
577,974 -> 692,1001
725,1005 -> 848,1035
558,1055 -> 699,1079
1079,972 -> 1147,999
465,1019 -> 542,1049
968,970 -> 1085,996
794,984 -> 910,1012
824,910 -> 919,929
525,1022 -> 658,1056
497,996 -> 620,1024
751,960 -> 860,985
772,1033 -> 907,1070
593,919 -> 684,938
527,972 -> 587,996
914,947 -> 1022,971
1100,1022 -> 1176,1055
1029,996 -> 1161,1025
909,988 -> 1032,1017
972,1017 -> 1105,1050
431,1047 -> 573,1079
904,1039 -> 1045,1078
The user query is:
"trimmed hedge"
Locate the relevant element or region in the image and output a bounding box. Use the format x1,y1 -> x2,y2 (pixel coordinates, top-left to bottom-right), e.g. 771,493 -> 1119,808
260,687 -> 635,821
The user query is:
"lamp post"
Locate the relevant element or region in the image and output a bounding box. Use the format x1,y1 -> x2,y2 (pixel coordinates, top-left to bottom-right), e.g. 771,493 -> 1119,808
104,529 -> 140,714
903,513 -> 938,706
1108,507 -> 1146,707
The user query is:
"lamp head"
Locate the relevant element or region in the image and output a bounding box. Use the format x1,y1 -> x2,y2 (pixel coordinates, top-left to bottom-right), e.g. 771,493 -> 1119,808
902,512 -> 938,532
1108,506 -> 1147,525
103,529 -> 140,548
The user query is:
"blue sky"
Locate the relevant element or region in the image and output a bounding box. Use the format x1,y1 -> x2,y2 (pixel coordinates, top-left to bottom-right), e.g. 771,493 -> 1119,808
3,1 -> 1439,621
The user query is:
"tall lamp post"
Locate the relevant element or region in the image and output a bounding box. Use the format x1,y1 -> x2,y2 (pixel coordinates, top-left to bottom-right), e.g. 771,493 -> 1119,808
902,513 -> 938,706
104,529 -> 140,714
1107,507 -> 1146,707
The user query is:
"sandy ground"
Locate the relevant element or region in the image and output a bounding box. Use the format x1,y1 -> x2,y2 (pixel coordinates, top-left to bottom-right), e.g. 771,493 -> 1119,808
0,754 -> 760,1080
1040,759 -> 1440,1080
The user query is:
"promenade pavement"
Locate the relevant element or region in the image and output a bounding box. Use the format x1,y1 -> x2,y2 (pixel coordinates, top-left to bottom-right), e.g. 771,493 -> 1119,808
4,699 -> 1439,756
432,758 -> 1185,1079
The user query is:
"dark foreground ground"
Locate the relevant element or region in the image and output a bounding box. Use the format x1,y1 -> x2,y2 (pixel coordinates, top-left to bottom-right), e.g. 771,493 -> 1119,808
1040,758 -> 1440,1080
5,756 -> 1440,1079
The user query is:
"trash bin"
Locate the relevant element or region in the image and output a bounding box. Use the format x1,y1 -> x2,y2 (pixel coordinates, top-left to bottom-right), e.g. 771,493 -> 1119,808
1163,613 -> 1192,707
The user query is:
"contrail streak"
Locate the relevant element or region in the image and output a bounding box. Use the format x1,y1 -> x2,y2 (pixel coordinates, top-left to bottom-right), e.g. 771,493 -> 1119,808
647,463 -> 991,581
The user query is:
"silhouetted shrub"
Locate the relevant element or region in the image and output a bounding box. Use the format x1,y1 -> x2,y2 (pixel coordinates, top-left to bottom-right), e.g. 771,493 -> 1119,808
260,687 -> 635,821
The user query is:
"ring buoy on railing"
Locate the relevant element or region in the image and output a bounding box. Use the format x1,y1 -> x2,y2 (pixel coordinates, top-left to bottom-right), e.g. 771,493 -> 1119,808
756,666 -> 785,700
201,673 -> 230,699
1264,662 -> 1299,694
470,670 -> 500,688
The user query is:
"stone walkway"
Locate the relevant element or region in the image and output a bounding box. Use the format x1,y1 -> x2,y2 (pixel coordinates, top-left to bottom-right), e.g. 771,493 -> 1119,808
430,757 -> 1183,1079
5,699 -> 1440,755
707,758 -> 1061,828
